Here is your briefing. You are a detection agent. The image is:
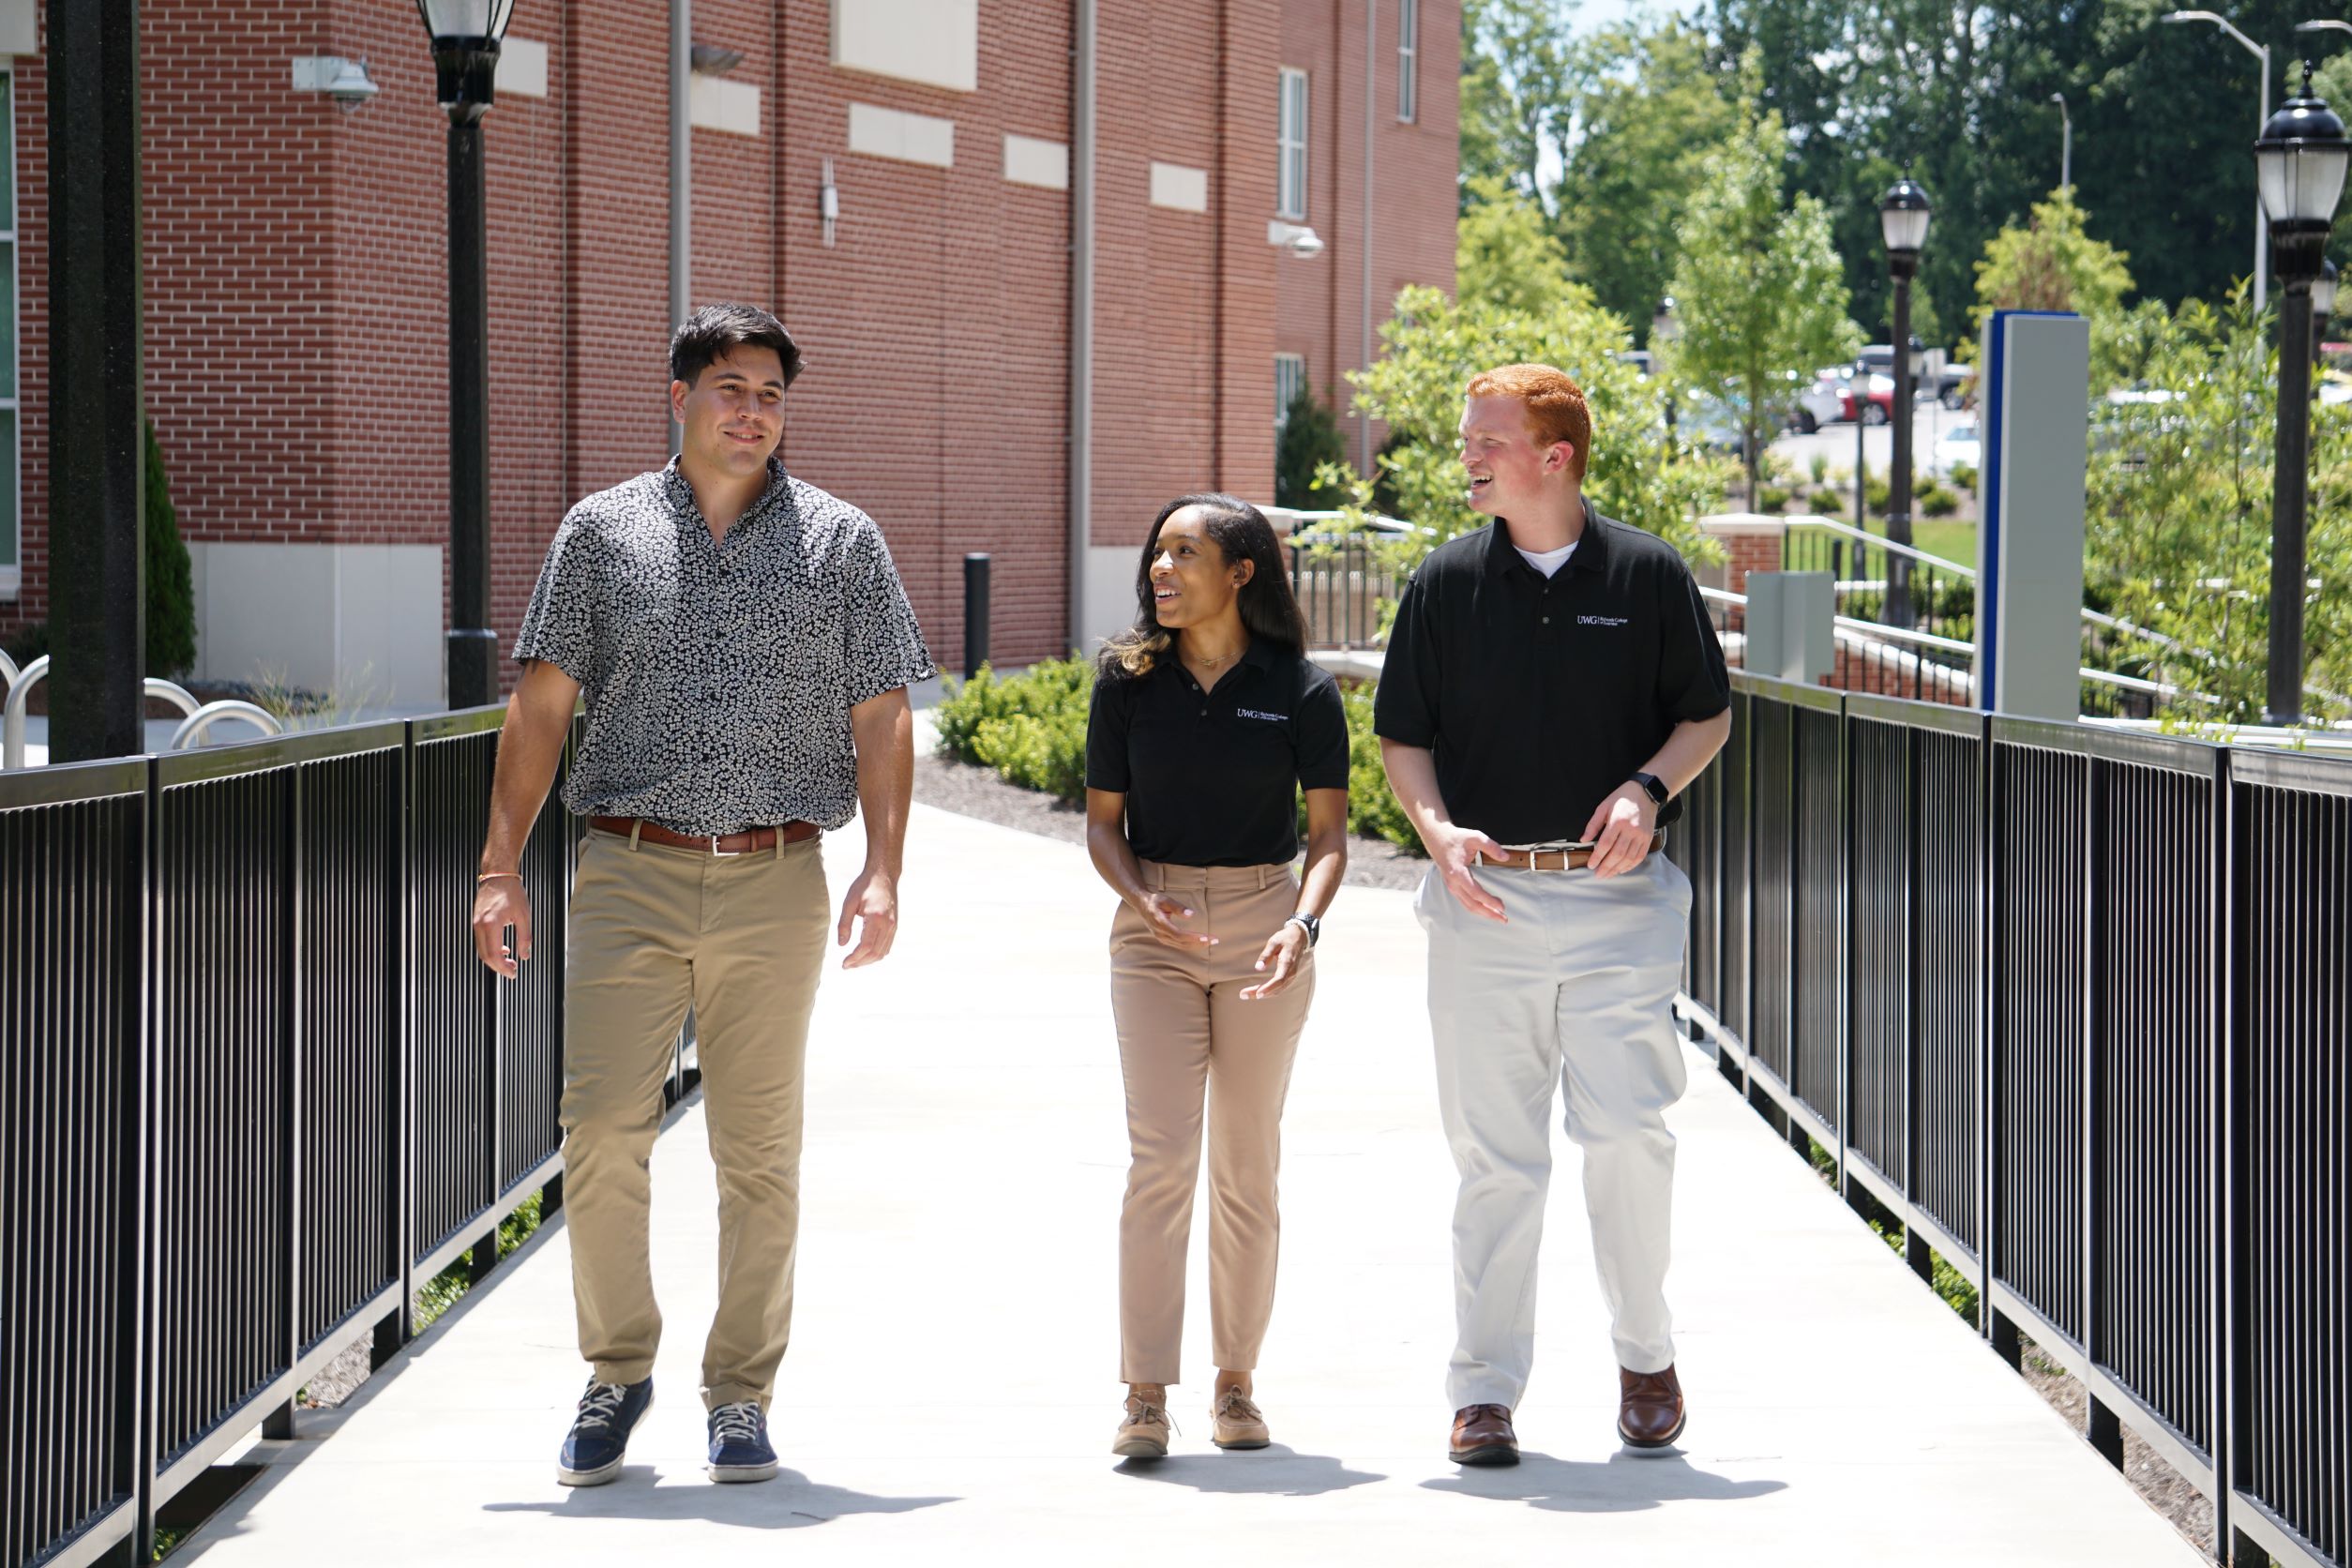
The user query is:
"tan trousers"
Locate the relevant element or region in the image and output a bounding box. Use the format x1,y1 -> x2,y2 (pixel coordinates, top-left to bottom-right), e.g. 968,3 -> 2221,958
1110,861 -> 1316,1385
561,826 -> 828,1410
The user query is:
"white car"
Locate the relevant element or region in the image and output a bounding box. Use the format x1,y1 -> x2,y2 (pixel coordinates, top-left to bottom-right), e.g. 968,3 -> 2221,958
1932,421 -> 1981,478
1789,373 -> 1848,433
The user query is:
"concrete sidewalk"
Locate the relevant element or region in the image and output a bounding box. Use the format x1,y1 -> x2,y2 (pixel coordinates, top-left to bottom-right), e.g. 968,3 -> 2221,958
179,805 -> 2200,1567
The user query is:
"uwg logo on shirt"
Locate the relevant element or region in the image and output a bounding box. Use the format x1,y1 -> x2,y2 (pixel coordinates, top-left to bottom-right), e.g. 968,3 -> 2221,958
1577,614 -> 1631,627
1235,708 -> 1288,722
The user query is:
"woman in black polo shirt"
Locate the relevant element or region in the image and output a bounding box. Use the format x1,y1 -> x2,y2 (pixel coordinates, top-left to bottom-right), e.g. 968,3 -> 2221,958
1084,492 -> 1349,1461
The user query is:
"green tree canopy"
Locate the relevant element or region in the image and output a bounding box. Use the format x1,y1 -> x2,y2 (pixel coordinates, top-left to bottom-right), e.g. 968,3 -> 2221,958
1458,0 -> 1579,210
1667,95 -> 1861,497
1970,187 -> 2135,382
1348,282 -> 1733,564
1456,174 -> 1575,314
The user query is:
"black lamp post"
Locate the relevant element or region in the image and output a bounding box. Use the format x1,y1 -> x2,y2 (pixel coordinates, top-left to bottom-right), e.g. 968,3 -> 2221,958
1652,295 -> 1680,446
1879,174 -> 1933,630
415,0 -> 515,711
2255,65 -> 2350,725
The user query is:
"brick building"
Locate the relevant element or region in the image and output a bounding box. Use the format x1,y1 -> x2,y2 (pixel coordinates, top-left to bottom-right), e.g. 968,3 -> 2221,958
0,0 -> 1458,704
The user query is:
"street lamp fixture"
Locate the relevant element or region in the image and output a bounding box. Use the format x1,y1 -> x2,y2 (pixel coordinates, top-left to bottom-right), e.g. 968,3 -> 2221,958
2162,11 -> 2272,310
2255,63 -> 2349,724
414,0 -> 516,710
1878,174 -> 1932,630
2316,256 -> 2341,319
2050,91 -> 2072,192
1652,295 -> 1680,445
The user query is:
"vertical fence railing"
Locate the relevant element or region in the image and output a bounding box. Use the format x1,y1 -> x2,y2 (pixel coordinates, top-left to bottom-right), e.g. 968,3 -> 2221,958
0,706 -> 573,1568
1288,530 -> 1400,650
1679,672 -> 2348,1568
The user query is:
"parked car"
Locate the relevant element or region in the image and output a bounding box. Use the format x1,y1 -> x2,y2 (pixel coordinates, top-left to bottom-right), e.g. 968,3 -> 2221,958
1788,372 -> 1849,433
1937,362 -> 1974,409
1681,391 -> 1752,458
1931,421 -> 1980,478
1843,372 -> 1895,426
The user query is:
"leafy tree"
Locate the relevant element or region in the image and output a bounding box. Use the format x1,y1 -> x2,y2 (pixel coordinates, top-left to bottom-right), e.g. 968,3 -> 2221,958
1456,174 -> 1574,313
1346,282 -> 1734,565
1667,95 -> 1861,499
1458,0 -> 1579,210
1554,20 -> 1743,338
144,419 -> 196,677
1274,385 -> 1351,509
1970,188 -> 2135,382
2085,285 -> 2352,725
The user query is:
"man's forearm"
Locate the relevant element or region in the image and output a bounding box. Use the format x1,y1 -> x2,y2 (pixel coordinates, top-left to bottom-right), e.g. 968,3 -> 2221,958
1379,740 -> 1455,846
479,685 -> 575,874
851,689 -> 913,877
1640,710 -> 1733,798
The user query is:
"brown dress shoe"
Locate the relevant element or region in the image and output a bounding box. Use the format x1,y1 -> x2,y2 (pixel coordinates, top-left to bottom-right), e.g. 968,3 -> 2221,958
1449,1403 -> 1519,1466
1618,1364 -> 1687,1450
1211,1387 -> 1271,1450
1112,1394 -> 1172,1459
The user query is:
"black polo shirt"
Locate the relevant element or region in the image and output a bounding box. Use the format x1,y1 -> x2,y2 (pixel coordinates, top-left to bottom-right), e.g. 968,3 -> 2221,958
1372,505 -> 1729,844
1086,640 -> 1349,867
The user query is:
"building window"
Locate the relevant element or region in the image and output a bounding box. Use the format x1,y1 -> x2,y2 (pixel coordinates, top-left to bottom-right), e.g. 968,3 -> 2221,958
1277,68 -> 1308,221
1397,0 -> 1419,123
1275,354 -> 1306,430
0,68 -> 17,601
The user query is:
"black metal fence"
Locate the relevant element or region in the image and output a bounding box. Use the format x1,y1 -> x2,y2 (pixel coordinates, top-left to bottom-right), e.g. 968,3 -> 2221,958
0,707 -> 571,1568
1288,530 -> 1400,650
1673,672 -> 2349,1568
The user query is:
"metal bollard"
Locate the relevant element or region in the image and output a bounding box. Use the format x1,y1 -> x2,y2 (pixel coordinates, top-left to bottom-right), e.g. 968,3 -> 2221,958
964,552 -> 991,680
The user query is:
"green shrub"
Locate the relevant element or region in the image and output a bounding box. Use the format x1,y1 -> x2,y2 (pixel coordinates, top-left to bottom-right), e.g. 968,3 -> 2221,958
935,655 -> 1094,802
144,420 -> 196,677
1275,386 -> 1353,509
1918,482 -> 1961,519
1756,485 -> 1792,513
1342,683 -> 1422,853
1807,452 -> 1830,487
1949,460 -> 1977,491
1863,473 -> 1891,513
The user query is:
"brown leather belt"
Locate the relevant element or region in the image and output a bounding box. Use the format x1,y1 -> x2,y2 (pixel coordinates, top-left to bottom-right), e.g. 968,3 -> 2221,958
1478,831 -> 1666,871
589,816 -> 818,855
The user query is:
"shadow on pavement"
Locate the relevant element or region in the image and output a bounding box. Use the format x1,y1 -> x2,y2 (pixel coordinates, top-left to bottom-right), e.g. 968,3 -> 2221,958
1424,1451 -> 1786,1513
483,1468 -> 958,1529
1111,1444 -> 1385,1496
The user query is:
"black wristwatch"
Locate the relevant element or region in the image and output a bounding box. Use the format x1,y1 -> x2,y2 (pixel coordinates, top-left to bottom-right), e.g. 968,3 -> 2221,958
1631,771 -> 1671,807
1287,912 -> 1321,947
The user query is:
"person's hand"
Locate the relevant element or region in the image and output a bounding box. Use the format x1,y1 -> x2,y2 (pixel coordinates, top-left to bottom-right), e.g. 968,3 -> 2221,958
1240,922 -> 1309,1000
837,866 -> 898,968
472,874 -> 531,978
1134,890 -> 1216,951
1427,822 -> 1510,921
1582,784 -> 1658,878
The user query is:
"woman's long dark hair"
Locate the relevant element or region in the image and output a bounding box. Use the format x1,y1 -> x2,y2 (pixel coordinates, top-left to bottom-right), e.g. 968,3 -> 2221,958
1096,493 -> 1312,679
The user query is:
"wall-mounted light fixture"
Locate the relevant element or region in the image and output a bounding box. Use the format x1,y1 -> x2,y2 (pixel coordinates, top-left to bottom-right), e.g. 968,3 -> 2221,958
1266,219 -> 1324,259
291,55 -> 381,110
690,42 -> 745,74
822,156 -> 840,247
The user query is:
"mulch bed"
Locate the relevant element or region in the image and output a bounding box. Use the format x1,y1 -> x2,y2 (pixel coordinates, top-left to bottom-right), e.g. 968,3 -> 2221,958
912,749 -> 1429,893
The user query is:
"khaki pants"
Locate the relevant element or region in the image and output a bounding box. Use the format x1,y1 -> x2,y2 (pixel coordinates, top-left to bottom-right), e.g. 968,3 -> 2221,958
1417,852 -> 1692,1409
1109,861 -> 1316,1385
562,826 -> 828,1410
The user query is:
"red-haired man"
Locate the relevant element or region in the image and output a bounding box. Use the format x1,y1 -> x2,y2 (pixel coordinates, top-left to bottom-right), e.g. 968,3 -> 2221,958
1376,363 -> 1731,1466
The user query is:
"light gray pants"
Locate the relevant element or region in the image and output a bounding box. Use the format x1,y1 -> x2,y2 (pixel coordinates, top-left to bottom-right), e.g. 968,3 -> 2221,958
1417,852 -> 1692,1410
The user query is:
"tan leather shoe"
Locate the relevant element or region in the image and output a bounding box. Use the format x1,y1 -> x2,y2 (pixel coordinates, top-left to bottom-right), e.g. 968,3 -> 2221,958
1618,1364 -> 1687,1450
1449,1402 -> 1518,1466
1212,1387 -> 1271,1450
1112,1394 -> 1172,1459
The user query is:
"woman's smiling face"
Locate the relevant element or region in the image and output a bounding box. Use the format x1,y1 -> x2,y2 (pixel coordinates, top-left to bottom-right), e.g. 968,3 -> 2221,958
1148,505 -> 1253,630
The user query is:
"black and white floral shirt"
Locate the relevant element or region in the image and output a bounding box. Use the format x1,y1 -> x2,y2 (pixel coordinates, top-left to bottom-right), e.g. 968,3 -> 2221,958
513,459 -> 935,836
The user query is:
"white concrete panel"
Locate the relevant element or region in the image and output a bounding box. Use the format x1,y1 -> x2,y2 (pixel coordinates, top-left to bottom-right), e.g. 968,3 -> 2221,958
1083,542 -> 1140,654
689,74 -> 761,137
1002,133 -> 1070,191
0,0 -> 36,57
847,102 -> 954,169
1149,161 -> 1210,213
831,0 -> 977,93
495,37 -> 550,98
191,542 -> 444,706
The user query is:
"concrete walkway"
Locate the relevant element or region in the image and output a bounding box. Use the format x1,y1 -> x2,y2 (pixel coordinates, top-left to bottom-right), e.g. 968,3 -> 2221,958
180,805 -> 2200,1567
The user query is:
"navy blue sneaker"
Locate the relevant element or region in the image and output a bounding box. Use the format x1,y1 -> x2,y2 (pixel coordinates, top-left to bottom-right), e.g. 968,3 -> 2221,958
706,1400 -> 779,1483
557,1377 -> 653,1486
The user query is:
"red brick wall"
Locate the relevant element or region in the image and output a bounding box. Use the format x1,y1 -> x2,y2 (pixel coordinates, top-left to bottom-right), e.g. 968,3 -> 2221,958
3,33 -> 46,643
0,0 -> 1458,678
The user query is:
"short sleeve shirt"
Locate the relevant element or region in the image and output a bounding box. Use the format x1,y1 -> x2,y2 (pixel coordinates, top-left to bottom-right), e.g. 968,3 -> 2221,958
1085,641 -> 1350,867
1372,506 -> 1729,843
513,459 -> 935,836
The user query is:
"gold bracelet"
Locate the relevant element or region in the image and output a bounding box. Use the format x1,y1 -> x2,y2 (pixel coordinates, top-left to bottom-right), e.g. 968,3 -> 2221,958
476,871 -> 523,883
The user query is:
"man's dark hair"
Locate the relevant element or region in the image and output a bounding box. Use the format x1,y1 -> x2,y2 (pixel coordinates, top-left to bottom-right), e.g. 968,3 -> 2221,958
670,303 -> 804,388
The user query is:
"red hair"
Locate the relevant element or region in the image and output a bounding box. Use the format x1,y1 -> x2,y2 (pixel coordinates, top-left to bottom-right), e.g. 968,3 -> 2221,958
1465,363 -> 1591,481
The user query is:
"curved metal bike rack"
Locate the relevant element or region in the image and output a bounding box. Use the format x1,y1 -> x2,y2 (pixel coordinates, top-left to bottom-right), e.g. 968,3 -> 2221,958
169,701 -> 284,752
3,654 -> 48,770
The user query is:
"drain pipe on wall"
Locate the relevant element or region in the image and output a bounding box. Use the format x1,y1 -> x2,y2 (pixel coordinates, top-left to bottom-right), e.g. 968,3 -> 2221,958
1360,0 -> 1377,477
670,0 -> 692,455
1068,0 -> 1097,655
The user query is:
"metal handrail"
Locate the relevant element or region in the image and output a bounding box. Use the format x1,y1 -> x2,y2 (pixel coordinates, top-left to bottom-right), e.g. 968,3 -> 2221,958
1782,514 -> 1978,575
3,654 -> 47,769
0,649 -> 17,691
1,667 -> 256,769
